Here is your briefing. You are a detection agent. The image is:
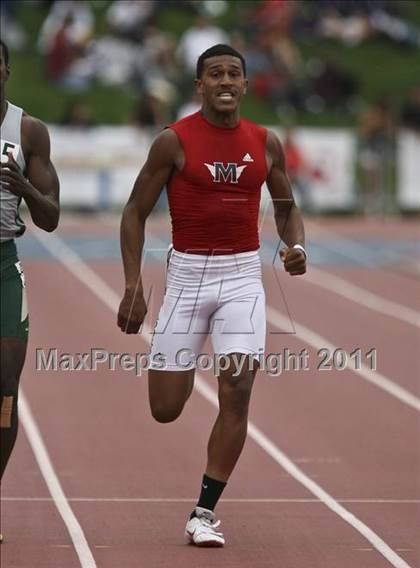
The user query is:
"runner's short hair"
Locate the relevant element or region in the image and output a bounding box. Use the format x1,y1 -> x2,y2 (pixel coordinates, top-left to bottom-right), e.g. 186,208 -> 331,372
196,44 -> 246,78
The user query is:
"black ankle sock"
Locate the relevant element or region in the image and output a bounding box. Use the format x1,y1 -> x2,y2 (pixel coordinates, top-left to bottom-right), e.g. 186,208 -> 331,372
192,474 -> 227,516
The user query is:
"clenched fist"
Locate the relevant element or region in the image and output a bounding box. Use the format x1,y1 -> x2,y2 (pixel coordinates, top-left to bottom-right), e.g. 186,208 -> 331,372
280,246 -> 306,276
117,288 -> 147,333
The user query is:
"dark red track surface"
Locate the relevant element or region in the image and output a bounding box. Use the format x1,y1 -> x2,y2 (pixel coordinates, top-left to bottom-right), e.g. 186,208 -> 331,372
1,215 -> 419,568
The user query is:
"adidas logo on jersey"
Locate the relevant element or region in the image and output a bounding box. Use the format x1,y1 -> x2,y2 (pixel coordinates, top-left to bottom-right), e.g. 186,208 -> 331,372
242,153 -> 254,162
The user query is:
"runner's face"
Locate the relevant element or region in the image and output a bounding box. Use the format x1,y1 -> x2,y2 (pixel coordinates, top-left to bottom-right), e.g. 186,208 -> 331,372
0,47 -> 10,91
196,55 -> 247,113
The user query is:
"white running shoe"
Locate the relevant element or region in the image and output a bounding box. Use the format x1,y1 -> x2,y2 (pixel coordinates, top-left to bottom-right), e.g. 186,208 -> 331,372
184,507 -> 225,547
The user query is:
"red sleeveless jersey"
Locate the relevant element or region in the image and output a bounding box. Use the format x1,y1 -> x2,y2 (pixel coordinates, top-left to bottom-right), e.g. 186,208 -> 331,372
167,111 -> 267,255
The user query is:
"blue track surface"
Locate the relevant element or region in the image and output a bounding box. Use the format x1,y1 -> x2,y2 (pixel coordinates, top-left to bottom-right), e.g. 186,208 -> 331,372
16,234 -> 420,268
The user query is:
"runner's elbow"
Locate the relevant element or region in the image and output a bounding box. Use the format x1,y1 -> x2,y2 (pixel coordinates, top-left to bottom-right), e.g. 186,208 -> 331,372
36,211 -> 59,232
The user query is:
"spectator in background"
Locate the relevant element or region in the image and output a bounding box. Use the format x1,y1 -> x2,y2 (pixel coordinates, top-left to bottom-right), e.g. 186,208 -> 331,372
358,100 -> 396,215
39,0 -> 94,90
60,100 -> 94,128
52,20 -> 177,96
283,128 -> 325,211
138,25 -> 178,96
401,86 -> 420,134
284,129 -> 311,210
80,36 -> 143,87
106,0 -> 157,43
46,13 -> 80,86
177,14 -> 229,75
251,37 -> 303,112
317,4 -> 372,46
314,0 -> 420,47
254,0 -> 299,68
131,89 -> 172,131
235,1 -> 305,114
38,0 -> 94,55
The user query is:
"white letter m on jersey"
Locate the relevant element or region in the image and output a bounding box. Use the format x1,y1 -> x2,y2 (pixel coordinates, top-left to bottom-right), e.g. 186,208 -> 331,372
205,162 -> 247,184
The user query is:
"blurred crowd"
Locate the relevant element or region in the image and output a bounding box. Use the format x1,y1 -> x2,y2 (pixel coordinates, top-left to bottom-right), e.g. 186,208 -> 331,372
2,0 -> 420,130
1,0 -> 419,214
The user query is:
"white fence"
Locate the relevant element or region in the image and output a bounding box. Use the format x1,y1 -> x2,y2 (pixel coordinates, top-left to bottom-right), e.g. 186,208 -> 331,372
48,125 -> 419,212
397,130 -> 420,211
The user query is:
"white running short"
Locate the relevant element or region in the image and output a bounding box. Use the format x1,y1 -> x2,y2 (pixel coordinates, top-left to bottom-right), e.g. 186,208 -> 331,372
149,248 -> 266,371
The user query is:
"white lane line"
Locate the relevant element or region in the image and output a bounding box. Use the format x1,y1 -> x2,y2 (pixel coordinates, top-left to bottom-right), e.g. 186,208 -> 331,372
32,229 -> 414,568
194,379 -> 414,568
3,497 -> 420,504
32,229 -> 119,312
306,266 -> 420,329
305,220 -> 418,267
303,220 -> 420,326
266,305 -> 420,413
18,392 -> 97,568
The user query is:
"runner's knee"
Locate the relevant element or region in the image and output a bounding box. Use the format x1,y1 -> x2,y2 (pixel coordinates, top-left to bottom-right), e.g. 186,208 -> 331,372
219,378 -> 254,417
151,402 -> 184,423
217,354 -> 258,416
148,369 -> 193,423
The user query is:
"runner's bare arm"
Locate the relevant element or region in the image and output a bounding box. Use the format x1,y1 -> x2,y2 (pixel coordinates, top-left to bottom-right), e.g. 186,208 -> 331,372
0,117 -> 59,231
118,128 -> 179,332
266,130 -> 306,275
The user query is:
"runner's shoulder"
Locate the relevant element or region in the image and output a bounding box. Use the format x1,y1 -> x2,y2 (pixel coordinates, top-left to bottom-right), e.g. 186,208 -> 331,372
149,127 -> 181,165
265,129 -> 285,165
266,129 -> 283,151
21,112 -> 50,155
22,112 -> 49,136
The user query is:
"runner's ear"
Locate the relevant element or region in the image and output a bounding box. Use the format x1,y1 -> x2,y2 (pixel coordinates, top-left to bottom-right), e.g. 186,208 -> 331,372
195,78 -> 204,96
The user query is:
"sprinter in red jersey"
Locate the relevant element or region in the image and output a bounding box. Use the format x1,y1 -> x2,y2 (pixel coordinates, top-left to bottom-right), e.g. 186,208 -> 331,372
118,44 -> 306,547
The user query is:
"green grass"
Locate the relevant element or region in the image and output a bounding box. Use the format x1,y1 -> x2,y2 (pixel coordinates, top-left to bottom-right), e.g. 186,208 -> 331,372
6,0 -> 420,126
299,39 -> 420,105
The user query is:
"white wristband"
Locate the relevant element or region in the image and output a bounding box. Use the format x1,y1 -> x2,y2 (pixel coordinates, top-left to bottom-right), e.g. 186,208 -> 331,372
292,244 -> 307,259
